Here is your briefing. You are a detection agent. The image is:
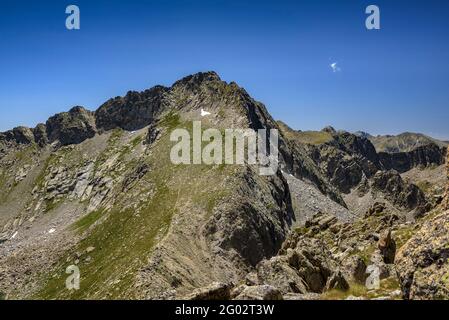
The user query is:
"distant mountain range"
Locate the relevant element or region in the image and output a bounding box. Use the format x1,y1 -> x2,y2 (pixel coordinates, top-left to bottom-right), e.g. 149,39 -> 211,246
353,131 -> 448,153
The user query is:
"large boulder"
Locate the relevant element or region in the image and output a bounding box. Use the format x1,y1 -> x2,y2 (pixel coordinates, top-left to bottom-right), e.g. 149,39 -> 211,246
396,210 -> 449,299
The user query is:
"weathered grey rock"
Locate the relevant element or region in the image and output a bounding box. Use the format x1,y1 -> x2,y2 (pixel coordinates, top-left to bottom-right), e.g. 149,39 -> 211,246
325,270 -> 349,291
371,170 -> 427,211
283,292 -> 321,300
95,86 -> 168,132
255,252 -> 308,294
365,202 -> 386,217
46,106 -> 96,146
377,229 -> 396,264
145,124 -> 161,145
396,210 -> 449,300
234,285 -> 283,300
73,163 -> 94,199
300,131 -> 381,194
305,212 -> 338,231
185,282 -> 232,300
33,123 -> 48,147
0,126 -> 35,148
203,167 -> 294,268
342,255 -> 367,284
379,143 -> 446,173
368,251 -> 391,280
254,234 -> 348,295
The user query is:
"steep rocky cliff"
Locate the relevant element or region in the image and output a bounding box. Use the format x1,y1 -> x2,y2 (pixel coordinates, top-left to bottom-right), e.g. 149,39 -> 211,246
379,144 -> 446,173
278,124 -> 433,218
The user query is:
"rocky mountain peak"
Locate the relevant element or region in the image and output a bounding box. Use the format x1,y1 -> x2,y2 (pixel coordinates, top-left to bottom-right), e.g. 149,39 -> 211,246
0,126 -> 35,145
172,71 -> 222,88
321,126 -> 336,134
354,131 -> 372,139
46,105 -> 96,146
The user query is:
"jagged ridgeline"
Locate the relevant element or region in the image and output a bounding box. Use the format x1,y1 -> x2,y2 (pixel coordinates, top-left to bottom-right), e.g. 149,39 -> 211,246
0,72 -> 447,300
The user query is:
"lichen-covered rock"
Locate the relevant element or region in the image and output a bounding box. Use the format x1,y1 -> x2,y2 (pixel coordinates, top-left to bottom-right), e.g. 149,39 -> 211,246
396,210 -> 449,299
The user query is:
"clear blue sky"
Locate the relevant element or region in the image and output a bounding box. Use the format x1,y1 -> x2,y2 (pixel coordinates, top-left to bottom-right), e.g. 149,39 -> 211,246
1,0 -> 448,139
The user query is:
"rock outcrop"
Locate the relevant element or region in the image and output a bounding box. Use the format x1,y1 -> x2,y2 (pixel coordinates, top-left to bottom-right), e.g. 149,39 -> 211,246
46,106 -> 97,146
95,86 -> 168,132
234,285 -> 283,300
377,229 -> 396,264
371,170 -> 428,211
304,131 -> 381,194
396,210 -> 449,299
247,233 -> 349,295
